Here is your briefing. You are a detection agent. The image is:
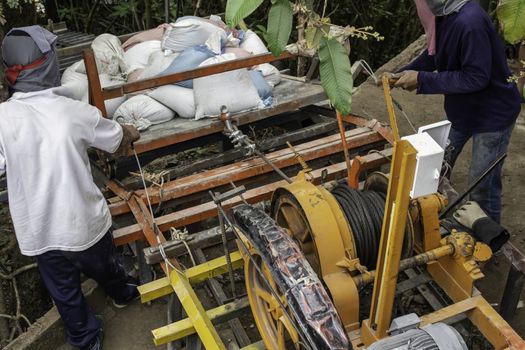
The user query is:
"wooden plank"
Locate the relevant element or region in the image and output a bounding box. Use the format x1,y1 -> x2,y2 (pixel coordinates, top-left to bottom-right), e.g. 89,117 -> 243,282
113,179 -> 286,246
144,227 -> 236,265
130,78 -> 327,155
140,156 -> 391,259
102,52 -> 295,100
121,116 -> 338,190
109,127 -> 383,216
125,194 -> 181,275
113,148 -> 393,246
194,249 -> 251,347
57,32 -> 136,58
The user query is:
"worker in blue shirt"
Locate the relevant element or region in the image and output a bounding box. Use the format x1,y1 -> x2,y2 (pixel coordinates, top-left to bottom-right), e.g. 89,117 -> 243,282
388,0 -> 521,223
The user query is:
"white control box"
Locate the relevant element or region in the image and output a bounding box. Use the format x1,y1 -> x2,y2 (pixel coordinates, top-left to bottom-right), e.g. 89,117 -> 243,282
417,120 -> 452,150
401,132 -> 445,198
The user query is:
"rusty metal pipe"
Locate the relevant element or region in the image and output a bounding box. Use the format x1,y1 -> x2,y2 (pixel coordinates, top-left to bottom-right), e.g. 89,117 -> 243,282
353,244 -> 455,288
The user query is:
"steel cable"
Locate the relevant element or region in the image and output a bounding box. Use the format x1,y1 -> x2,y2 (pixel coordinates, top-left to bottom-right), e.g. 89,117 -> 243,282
331,184 -> 387,269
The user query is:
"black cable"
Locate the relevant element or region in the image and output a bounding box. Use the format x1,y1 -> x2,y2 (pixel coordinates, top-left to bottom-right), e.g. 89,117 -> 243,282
331,184 -> 387,269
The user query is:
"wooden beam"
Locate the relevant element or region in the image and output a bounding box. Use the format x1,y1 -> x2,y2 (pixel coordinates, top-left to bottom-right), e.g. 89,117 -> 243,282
102,51 -> 295,100
113,148 -> 393,246
109,127 -> 384,216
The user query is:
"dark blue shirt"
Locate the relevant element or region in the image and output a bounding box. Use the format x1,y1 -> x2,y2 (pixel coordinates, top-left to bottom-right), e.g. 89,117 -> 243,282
405,1 -> 521,133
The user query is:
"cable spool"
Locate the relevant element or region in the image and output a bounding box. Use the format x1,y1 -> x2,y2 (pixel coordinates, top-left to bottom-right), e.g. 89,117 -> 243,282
331,180 -> 413,270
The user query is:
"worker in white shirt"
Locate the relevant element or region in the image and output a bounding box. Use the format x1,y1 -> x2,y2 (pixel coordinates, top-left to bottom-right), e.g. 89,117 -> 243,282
0,26 -> 140,350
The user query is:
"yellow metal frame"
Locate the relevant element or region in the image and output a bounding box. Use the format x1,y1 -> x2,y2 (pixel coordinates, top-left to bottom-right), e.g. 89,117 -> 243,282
169,270 -> 226,350
138,137 -> 525,350
152,297 -> 249,345
382,75 -> 400,142
361,140 -> 417,343
139,251 -> 243,303
271,172 -> 361,331
138,251 -> 246,348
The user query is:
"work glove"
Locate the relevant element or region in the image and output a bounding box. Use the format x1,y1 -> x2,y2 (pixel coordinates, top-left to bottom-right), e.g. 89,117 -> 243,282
394,70 -> 419,91
453,201 -> 509,252
112,124 -> 140,158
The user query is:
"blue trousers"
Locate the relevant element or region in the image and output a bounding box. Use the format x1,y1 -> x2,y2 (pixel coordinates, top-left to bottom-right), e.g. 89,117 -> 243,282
446,124 -> 514,223
36,231 -> 138,349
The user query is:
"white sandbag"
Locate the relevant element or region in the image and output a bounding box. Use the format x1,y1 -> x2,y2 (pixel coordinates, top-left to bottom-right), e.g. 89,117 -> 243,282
139,51 -> 179,80
123,40 -> 162,72
194,54 -> 263,120
256,63 -> 281,87
99,74 -> 128,117
162,17 -> 227,53
77,34 -> 128,81
148,85 -> 195,119
60,60 -> 89,101
114,95 -> 175,130
240,30 -> 269,55
58,63 -> 126,117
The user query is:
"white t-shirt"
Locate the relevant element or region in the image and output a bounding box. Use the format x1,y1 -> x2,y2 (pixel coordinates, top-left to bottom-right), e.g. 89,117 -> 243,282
0,88 -> 123,256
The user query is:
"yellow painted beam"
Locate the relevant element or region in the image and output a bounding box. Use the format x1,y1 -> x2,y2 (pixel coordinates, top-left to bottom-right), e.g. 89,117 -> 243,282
169,270 -> 226,350
186,250 -> 243,284
138,251 -> 243,303
138,277 -> 172,303
152,297 -> 250,345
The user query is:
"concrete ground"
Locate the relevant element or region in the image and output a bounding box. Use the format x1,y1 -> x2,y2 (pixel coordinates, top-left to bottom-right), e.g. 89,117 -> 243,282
49,39 -> 525,349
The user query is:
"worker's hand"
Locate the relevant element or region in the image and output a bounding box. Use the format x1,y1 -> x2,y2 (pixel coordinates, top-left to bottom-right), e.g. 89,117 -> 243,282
453,201 -> 487,229
394,70 -> 419,91
376,72 -> 400,86
113,124 -> 140,158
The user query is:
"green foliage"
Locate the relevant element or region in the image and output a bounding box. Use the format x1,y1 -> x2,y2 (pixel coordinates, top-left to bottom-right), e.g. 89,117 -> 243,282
305,17 -> 330,49
224,0 -> 366,114
497,0 -> 525,43
319,36 -> 353,115
225,0 -> 264,27
266,0 -> 293,55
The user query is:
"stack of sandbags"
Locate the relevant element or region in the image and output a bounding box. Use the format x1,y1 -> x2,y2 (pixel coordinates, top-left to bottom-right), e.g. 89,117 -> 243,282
60,58 -> 127,117
59,16 -> 282,130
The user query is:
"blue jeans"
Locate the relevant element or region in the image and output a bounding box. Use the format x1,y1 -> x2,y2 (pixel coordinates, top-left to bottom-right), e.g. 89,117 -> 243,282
37,231 -> 138,349
445,124 -> 514,223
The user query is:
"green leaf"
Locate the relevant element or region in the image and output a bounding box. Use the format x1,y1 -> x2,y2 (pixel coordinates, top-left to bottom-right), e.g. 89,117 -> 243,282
225,0 -> 264,28
305,20 -> 330,49
497,0 -> 525,43
266,0 -> 293,56
319,37 -> 353,115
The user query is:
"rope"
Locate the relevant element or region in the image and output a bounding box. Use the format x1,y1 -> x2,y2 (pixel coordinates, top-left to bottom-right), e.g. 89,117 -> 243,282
132,149 -> 181,274
169,227 -> 196,267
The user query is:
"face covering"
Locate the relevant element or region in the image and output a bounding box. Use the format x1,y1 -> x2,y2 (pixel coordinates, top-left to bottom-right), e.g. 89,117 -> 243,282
2,25 -> 60,94
424,0 -> 470,16
415,0 -> 437,55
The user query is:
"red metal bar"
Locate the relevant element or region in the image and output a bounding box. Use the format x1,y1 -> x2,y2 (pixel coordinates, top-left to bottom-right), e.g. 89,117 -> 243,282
108,128 -> 384,216
112,149 -> 393,246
